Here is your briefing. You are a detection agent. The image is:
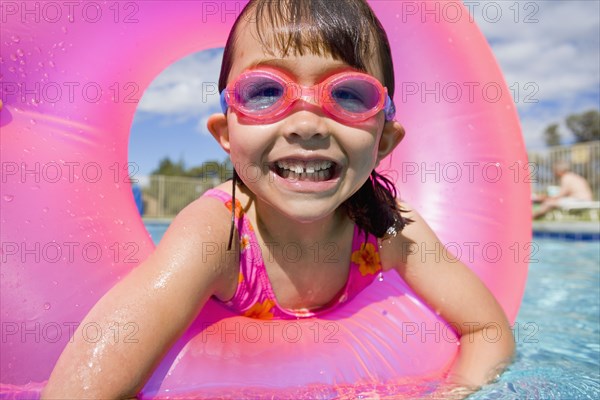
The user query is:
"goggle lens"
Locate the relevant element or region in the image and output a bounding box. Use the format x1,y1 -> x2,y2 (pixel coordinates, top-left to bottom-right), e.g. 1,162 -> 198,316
329,79 -> 382,114
235,76 -> 285,111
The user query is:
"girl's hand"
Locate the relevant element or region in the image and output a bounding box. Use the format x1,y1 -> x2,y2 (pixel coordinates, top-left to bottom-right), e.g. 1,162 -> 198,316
41,196 -> 235,399
426,382 -> 481,400
380,204 -> 515,388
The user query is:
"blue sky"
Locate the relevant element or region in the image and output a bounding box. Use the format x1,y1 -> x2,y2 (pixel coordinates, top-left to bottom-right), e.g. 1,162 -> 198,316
129,0 -> 600,176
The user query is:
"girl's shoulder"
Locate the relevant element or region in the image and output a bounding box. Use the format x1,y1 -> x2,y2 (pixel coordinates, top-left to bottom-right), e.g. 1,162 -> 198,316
378,200 -> 432,272
162,185 -> 233,253
183,181 -> 233,218
211,181 -> 254,198
208,181 -> 234,196
202,182 -> 258,221
156,183 -> 240,298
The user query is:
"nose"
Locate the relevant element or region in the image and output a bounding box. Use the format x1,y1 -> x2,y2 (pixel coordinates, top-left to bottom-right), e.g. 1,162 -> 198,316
280,104 -> 330,142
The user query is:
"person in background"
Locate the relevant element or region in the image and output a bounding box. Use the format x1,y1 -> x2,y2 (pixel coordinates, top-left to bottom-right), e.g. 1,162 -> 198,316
533,161 -> 594,219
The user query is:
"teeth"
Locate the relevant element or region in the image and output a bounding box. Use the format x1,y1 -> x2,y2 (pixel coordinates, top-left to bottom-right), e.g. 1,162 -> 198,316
276,160 -> 333,174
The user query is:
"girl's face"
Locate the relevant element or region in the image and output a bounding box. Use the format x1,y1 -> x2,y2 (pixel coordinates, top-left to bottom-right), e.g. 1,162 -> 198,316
209,21 -> 404,224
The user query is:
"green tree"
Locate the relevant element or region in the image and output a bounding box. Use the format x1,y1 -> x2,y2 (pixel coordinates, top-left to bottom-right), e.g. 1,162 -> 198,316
188,160 -> 220,179
566,109 -> 600,143
151,157 -> 187,176
187,158 -> 233,182
151,156 -> 233,184
544,123 -> 561,147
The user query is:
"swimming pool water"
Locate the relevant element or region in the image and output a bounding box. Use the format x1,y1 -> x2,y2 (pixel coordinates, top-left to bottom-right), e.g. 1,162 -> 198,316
470,238 -> 599,400
144,221 -> 170,244
143,222 -> 599,399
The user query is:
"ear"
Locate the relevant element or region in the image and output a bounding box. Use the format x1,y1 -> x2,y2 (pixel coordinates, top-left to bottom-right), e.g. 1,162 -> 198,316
376,120 -> 405,164
207,113 -> 231,154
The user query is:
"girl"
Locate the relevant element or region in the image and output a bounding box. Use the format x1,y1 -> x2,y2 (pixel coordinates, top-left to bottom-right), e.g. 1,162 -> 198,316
42,0 -> 514,398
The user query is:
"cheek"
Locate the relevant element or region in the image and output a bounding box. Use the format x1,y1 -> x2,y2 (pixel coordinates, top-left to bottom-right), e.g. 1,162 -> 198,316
227,124 -> 271,175
229,141 -> 259,175
345,126 -> 381,157
229,146 -> 265,184
344,127 -> 383,176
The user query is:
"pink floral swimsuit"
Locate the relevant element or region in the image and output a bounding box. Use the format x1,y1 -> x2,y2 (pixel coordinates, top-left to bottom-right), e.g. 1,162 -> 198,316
204,188 -> 383,320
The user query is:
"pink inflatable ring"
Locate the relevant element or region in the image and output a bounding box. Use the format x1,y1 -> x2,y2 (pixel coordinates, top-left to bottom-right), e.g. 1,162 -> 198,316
0,1 -> 530,398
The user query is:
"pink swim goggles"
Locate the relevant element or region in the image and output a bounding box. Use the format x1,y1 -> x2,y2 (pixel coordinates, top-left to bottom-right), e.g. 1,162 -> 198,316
220,68 -> 396,123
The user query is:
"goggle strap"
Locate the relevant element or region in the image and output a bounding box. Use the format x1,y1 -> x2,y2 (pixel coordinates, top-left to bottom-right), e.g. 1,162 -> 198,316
384,95 -> 396,121
220,90 -> 229,114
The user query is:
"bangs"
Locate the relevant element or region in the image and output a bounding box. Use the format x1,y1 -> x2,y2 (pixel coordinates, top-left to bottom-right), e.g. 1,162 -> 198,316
219,0 -> 395,97
251,0 -> 378,74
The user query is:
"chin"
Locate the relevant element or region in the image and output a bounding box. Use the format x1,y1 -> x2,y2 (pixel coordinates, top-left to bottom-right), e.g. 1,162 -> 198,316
276,200 -> 342,225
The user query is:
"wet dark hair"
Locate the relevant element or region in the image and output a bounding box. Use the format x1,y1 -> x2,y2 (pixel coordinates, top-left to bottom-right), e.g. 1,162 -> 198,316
220,0 -> 411,249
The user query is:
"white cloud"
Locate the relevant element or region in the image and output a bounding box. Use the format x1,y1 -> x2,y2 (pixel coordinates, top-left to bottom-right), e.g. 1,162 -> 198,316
136,49 -> 224,134
197,115 -> 213,135
471,0 -> 599,148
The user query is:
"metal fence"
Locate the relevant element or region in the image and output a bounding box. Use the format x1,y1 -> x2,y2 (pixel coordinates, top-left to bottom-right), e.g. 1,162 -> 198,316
138,175 -> 219,218
527,141 -> 600,199
137,141 -> 600,218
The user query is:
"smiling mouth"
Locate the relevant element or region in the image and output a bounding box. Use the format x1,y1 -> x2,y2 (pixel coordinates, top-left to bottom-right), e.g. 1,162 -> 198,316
271,159 -> 339,182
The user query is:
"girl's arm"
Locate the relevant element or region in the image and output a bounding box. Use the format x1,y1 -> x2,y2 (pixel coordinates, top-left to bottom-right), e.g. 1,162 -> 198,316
381,205 -> 515,388
41,197 -> 235,399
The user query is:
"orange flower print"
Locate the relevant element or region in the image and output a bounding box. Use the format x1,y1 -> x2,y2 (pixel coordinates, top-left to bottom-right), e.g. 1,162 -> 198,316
352,243 -> 382,276
238,271 -> 244,284
240,234 -> 251,252
224,199 -> 243,219
244,299 -> 276,320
